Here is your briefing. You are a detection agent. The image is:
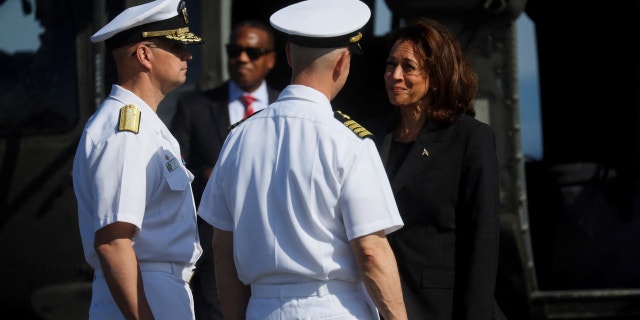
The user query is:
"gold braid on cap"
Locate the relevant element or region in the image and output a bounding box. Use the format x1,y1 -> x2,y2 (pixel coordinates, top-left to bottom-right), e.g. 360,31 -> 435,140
142,27 -> 190,38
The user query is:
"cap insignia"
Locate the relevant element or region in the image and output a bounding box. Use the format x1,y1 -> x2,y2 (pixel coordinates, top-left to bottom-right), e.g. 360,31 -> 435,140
178,0 -> 189,24
118,104 -> 141,134
350,32 -> 362,44
334,110 -> 373,139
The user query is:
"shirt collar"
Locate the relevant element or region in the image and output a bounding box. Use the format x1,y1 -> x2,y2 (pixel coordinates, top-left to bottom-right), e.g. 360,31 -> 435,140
228,80 -> 269,105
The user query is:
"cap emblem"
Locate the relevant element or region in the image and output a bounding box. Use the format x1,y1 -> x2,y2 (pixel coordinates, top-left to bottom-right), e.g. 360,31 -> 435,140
350,32 -> 362,44
178,0 -> 189,24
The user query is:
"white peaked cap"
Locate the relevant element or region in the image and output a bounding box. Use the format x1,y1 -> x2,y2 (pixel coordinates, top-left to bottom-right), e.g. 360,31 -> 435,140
91,0 -> 203,50
270,0 -> 371,54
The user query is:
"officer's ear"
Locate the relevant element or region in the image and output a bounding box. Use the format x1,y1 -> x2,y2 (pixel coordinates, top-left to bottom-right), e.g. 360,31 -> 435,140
129,43 -> 154,69
333,49 -> 350,80
285,42 -> 292,68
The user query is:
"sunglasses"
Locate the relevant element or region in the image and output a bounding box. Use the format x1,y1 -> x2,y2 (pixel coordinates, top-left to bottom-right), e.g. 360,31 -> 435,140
226,44 -> 273,60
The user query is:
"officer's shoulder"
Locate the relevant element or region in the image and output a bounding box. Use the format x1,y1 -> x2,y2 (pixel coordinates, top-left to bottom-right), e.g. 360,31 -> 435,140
333,110 -> 373,139
226,109 -> 263,131
117,104 -> 141,134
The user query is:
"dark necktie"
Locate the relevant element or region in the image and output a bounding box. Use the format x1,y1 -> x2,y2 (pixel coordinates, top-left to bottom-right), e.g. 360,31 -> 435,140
241,94 -> 256,118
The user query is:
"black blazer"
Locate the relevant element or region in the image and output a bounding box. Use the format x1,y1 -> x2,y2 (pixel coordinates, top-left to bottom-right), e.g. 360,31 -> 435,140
170,81 -> 280,204
372,114 -> 506,320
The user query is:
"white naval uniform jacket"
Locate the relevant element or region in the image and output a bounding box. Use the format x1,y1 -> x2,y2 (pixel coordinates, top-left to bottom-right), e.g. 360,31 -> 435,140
198,84 -> 403,285
73,84 -> 202,270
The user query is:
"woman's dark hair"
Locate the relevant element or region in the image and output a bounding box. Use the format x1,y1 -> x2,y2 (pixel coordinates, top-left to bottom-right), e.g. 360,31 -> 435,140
388,18 -> 478,123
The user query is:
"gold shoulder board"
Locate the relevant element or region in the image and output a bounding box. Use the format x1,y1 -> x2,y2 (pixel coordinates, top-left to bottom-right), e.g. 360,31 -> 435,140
334,110 -> 373,139
118,104 -> 141,134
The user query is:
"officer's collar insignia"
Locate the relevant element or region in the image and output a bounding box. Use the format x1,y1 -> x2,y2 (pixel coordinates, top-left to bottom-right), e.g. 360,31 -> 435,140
118,104 -> 141,134
334,110 -> 373,139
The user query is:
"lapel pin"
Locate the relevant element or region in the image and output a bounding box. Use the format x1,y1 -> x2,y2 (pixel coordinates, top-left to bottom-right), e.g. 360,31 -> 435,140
422,148 -> 430,157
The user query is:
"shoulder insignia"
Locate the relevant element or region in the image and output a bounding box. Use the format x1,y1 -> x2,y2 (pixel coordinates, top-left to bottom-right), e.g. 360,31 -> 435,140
334,110 -> 373,139
118,104 -> 141,134
226,109 -> 263,131
226,118 -> 246,131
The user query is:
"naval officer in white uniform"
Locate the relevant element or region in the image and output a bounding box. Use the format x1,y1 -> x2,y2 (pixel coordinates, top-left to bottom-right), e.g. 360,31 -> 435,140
72,0 -> 204,319
197,0 -> 408,319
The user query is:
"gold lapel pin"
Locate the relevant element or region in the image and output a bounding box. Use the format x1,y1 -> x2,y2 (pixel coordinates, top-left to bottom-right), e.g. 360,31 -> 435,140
422,148 -> 429,157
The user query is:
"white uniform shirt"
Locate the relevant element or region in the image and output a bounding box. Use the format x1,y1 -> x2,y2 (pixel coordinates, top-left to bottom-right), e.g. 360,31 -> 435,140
198,84 -> 403,285
73,85 -> 202,269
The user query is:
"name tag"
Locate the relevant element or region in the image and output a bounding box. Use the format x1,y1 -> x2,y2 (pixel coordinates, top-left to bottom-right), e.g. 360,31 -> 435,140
166,157 -> 181,172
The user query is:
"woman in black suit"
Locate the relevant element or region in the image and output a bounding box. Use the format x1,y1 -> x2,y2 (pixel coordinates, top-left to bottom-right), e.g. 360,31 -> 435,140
372,18 -> 506,320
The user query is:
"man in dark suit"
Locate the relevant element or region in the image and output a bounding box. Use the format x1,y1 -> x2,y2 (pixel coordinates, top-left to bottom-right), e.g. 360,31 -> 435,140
170,19 -> 280,320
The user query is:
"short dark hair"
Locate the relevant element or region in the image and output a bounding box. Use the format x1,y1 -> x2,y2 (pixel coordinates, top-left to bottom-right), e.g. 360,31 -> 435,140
229,19 -> 275,50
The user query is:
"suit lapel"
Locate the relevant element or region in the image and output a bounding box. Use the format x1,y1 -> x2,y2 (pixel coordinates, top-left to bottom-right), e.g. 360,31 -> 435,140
205,83 -> 232,137
387,119 -> 446,194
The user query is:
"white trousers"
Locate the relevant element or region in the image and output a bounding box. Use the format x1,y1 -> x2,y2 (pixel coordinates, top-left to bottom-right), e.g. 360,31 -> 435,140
247,281 -> 379,320
89,265 -> 195,320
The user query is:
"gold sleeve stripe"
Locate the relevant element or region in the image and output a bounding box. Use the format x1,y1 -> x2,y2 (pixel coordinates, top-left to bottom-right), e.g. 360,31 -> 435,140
334,110 -> 373,139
